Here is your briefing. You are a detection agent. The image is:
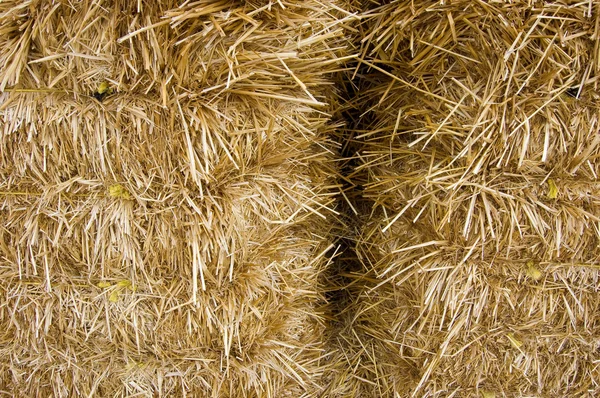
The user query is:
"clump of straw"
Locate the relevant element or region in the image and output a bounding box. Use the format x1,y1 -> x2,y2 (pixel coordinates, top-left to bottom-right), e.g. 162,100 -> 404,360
0,1 -> 356,396
336,1 -> 600,396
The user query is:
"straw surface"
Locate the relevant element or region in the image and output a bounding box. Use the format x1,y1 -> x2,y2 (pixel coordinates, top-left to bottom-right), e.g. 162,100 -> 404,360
335,1 -> 600,396
0,1 -> 355,396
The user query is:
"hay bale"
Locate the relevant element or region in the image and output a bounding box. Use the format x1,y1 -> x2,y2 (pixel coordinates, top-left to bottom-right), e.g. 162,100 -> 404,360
337,1 -> 600,396
0,1 -> 355,396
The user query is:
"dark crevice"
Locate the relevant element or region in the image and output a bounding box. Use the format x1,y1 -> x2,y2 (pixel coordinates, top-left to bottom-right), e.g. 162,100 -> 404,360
325,61 -> 377,321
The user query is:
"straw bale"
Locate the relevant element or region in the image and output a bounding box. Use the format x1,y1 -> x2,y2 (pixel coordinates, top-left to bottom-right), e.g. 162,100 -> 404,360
335,1 -> 600,396
0,1 -> 355,396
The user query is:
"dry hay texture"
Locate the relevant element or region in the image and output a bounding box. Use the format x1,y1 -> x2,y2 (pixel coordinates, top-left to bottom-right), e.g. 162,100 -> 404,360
0,0 -> 357,396
336,1 -> 600,397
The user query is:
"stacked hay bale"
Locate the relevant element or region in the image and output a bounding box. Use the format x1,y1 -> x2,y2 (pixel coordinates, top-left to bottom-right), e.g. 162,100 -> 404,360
337,1 -> 600,396
0,1 -> 355,396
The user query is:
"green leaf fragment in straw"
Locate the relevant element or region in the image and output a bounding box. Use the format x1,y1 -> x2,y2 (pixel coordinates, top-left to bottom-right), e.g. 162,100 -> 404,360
109,290 -> 120,303
117,280 -> 131,288
97,281 -> 112,288
117,280 -> 135,291
526,260 -> 543,280
126,361 -> 147,371
547,179 -> 558,199
507,333 -> 523,349
481,392 -> 496,398
97,81 -> 111,94
109,184 -> 131,199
